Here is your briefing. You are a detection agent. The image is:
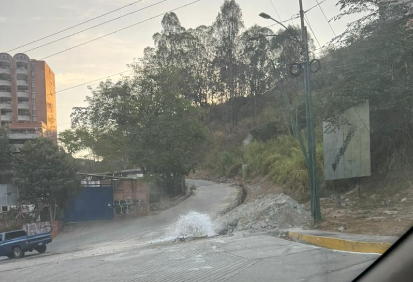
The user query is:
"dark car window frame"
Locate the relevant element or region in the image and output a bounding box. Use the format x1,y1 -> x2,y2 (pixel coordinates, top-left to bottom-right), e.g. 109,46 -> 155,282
4,231 -> 27,241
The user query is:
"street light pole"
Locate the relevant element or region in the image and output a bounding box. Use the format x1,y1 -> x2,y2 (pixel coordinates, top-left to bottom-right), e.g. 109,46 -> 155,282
258,1 -> 322,223
298,0 -> 321,222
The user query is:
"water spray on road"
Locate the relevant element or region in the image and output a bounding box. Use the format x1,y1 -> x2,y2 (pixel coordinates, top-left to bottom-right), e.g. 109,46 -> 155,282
168,211 -> 215,240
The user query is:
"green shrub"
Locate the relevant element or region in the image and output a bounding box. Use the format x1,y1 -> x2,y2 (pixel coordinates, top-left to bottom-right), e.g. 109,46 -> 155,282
226,161 -> 242,177
204,149 -> 243,177
243,134 -> 325,201
243,141 -> 268,177
250,121 -> 279,141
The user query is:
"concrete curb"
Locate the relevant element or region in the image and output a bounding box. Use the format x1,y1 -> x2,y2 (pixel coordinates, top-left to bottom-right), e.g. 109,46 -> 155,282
216,184 -> 244,217
288,231 -> 392,254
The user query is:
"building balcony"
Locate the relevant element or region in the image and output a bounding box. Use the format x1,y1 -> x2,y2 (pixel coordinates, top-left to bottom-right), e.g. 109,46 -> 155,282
17,102 -> 30,110
8,132 -> 40,140
15,58 -> 29,63
0,92 -> 12,99
0,57 -> 11,63
17,91 -> 29,99
0,68 -> 11,74
16,80 -> 28,86
0,103 -> 12,110
1,114 -> 12,122
18,115 -> 31,122
16,67 -> 28,74
0,80 -> 12,86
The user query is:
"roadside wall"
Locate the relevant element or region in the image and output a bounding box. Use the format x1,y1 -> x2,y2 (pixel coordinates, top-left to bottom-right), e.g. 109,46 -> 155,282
113,179 -> 150,216
22,220 -> 64,238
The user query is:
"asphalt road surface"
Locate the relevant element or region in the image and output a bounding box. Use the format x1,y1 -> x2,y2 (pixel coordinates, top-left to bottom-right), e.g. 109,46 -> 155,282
0,180 -> 379,281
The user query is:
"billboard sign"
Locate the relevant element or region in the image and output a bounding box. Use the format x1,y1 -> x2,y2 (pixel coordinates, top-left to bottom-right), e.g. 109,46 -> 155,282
323,100 -> 371,180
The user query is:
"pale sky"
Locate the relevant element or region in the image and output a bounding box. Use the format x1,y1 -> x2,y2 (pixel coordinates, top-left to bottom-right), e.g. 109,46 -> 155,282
0,0 -> 362,133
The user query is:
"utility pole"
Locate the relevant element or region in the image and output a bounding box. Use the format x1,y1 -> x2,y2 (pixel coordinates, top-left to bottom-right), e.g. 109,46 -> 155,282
257,2 -> 322,223
298,0 -> 321,222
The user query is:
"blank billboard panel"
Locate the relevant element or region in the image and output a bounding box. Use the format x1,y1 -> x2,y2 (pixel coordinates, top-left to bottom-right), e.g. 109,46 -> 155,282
323,100 -> 371,180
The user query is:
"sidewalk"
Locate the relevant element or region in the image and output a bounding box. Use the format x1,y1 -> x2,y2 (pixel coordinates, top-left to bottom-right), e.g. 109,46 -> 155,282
288,228 -> 398,254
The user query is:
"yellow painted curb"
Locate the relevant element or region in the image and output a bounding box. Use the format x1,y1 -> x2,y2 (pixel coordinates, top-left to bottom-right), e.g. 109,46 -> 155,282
288,231 -> 392,254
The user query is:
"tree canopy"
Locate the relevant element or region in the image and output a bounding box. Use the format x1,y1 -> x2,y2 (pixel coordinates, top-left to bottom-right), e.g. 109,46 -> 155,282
0,127 -> 12,171
13,138 -> 80,221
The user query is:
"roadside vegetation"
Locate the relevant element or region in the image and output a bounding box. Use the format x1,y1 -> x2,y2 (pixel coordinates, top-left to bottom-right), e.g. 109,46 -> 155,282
58,0 -> 412,209
0,137 -> 80,232
13,138 -> 81,221
199,0 -> 413,205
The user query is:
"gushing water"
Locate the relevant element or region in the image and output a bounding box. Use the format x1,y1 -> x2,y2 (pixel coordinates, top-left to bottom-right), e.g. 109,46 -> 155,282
168,211 -> 215,239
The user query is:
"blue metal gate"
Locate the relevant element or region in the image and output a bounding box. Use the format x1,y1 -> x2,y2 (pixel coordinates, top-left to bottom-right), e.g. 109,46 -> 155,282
64,186 -> 114,222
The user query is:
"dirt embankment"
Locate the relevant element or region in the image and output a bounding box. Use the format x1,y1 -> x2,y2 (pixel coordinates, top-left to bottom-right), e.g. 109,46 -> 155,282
195,173 -> 413,236
314,186 -> 413,236
191,169 -> 413,236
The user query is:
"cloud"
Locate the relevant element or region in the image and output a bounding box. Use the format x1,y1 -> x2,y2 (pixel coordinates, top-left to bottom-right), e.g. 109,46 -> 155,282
0,16 -> 6,22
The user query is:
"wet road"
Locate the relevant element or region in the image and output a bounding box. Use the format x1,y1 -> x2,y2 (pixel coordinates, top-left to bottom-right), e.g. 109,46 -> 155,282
0,180 -> 378,281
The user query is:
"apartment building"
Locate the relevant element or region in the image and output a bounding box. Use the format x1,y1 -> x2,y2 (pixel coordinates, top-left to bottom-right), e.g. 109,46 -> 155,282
0,52 -> 56,148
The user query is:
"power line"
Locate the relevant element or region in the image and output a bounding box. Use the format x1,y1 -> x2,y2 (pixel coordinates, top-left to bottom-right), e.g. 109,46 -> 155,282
55,69 -> 133,94
289,14 -> 300,26
44,69 -> 135,133
23,0 -> 169,54
265,0 -> 329,29
7,0 -> 144,53
315,0 -> 336,37
40,0 -> 202,60
265,14 -> 300,30
269,0 -> 282,22
304,15 -> 324,54
304,0 -> 329,14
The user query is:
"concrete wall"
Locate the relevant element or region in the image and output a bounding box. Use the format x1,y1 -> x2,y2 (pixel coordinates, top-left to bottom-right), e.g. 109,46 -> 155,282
22,220 -> 63,238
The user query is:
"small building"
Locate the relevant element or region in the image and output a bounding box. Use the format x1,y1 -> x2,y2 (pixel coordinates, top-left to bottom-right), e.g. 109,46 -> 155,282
112,168 -> 144,178
64,173 -> 150,222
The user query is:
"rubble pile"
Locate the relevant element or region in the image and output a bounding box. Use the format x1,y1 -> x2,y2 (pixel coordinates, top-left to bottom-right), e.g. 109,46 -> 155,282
214,193 -> 310,235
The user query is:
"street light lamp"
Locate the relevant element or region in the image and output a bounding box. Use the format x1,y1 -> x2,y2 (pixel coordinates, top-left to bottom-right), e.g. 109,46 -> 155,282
258,13 -> 302,46
259,7 -> 322,223
259,12 -> 271,19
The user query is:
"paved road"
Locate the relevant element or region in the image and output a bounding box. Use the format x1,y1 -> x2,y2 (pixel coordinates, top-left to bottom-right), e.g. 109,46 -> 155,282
0,180 -> 379,281
49,179 -> 237,254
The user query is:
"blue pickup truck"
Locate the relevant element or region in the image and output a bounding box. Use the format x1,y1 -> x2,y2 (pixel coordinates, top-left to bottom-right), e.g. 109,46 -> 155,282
0,230 -> 52,259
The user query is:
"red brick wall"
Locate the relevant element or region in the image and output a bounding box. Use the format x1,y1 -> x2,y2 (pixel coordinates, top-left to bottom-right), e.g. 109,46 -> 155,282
50,221 -> 64,238
113,179 -> 149,216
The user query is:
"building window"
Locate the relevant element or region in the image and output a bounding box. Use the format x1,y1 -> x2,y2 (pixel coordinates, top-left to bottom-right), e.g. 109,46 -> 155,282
31,82 -> 35,87
31,71 -> 34,76
32,88 -> 35,94
33,110 -> 36,116
19,55 -> 24,59
33,116 -> 36,121
31,64 -> 35,71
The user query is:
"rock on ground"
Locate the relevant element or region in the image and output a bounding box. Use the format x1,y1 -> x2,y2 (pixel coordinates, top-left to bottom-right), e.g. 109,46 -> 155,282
214,193 -> 310,235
